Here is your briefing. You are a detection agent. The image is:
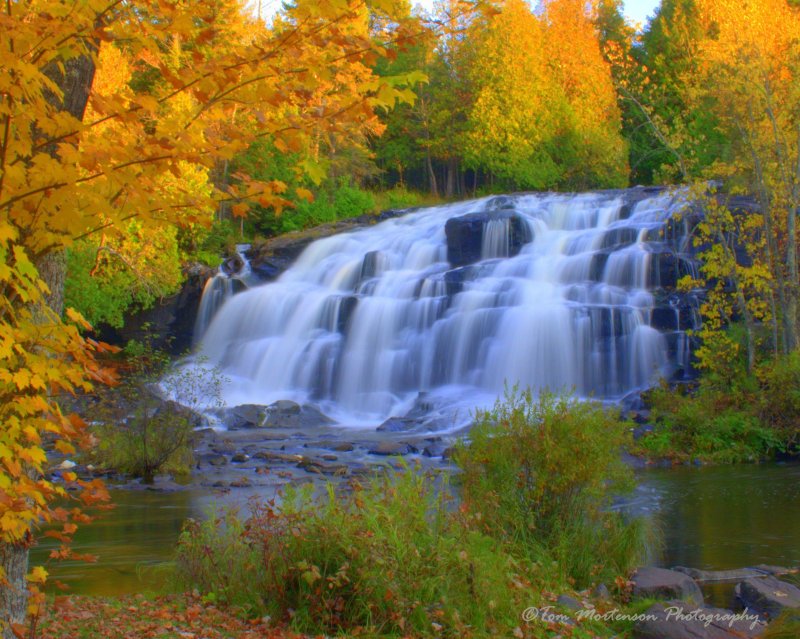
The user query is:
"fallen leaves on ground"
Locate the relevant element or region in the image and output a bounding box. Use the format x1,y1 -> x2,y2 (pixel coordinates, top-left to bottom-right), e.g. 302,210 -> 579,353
39,593 -> 312,639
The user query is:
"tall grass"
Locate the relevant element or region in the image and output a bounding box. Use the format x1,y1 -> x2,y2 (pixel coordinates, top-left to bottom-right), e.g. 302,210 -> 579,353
175,390 -> 652,636
176,472 -> 533,636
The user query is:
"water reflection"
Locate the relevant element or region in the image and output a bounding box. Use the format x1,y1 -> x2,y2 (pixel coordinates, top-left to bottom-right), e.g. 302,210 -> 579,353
638,462 -> 800,570
31,490 -> 207,596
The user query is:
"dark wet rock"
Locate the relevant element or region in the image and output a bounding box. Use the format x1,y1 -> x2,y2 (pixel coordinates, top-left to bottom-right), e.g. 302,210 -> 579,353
304,440 -> 355,453
444,210 -> 533,267
361,251 -> 390,280
621,390 -> 646,413
377,417 -> 420,433
231,453 -> 249,463
588,251 -> 611,282
440,263 -> 498,297
368,441 -> 416,456
218,402 -> 333,430
262,401 -> 334,429
647,250 -> 696,290
249,259 -> 283,281
223,404 -> 268,430
221,253 -> 244,276
321,454 -> 338,462
618,186 -> 668,221
628,409 -> 652,425
673,567 -> 765,583
210,441 -> 237,455
422,442 -> 449,458
207,455 -> 228,467
601,227 -> 639,250
750,565 -> 794,576
735,576 -> 800,619
296,457 -> 349,476
556,595 -> 582,611
252,451 -> 303,464
632,567 -> 704,605
247,210 -> 410,282
94,262 -> 215,354
229,476 -> 252,488
634,601 -> 766,638
592,583 -> 612,602
333,296 -> 358,333
153,400 -> 207,429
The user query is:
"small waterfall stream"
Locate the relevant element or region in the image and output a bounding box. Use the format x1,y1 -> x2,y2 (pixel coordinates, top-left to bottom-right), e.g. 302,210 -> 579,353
193,244 -> 256,345
190,188 -> 702,429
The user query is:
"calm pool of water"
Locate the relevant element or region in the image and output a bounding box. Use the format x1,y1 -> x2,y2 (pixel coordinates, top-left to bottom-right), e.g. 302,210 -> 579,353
637,461 -> 800,570
32,462 -> 800,596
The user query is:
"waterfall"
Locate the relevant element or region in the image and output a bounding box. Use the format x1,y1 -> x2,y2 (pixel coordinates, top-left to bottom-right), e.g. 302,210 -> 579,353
192,188 -> 701,428
193,244 -> 255,345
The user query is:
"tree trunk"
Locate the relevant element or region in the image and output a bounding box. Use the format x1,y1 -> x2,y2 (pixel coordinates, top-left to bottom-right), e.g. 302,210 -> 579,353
0,49 -> 95,639
785,204 -> 798,351
426,151 -> 438,198
445,158 -> 457,199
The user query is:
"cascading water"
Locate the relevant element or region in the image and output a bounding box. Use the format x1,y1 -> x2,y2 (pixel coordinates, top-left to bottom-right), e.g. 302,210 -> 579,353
191,188 -> 701,430
193,244 -> 256,345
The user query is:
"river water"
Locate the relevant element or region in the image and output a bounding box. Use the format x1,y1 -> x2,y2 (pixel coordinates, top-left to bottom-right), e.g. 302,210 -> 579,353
32,462 -> 800,596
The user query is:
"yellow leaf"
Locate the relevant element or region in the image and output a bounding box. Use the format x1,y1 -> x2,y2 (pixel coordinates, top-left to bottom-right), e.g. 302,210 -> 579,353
27,566 -> 47,584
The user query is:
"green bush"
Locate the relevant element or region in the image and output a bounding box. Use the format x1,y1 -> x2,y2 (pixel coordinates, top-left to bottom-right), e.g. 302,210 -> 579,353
90,351 -> 223,483
383,185 -> 421,209
175,470 -> 533,637
638,382 -> 786,463
454,388 -> 649,587
332,184 -> 375,218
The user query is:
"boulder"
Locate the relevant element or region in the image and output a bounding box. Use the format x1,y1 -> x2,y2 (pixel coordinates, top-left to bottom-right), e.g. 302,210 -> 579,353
218,401 -> 334,430
368,441 -> 417,456
672,567 -> 765,583
225,404 -> 268,430
95,262 -> 215,354
634,601 -> 765,639
735,576 -> 800,619
296,458 -> 349,476
377,417 -> 420,433
592,583 -> 612,602
556,594 -> 582,611
246,209 -> 410,282
220,252 -> 244,276
631,567 -> 704,605
444,210 -> 532,267
262,401 -> 334,429
304,440 -> 355,453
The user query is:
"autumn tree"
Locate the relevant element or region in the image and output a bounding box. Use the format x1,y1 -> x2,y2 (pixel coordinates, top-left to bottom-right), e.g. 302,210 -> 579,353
463,0 -> 626,190
0,0 -> 421,634
465,0 -> 561,189
687,0 -> 800,355
542,0 -> 628,188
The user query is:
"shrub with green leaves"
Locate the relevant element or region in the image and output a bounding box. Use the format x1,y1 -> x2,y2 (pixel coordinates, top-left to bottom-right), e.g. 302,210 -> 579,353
638,380 -> 787,463
454,388 -> 649,587
90,350 -> 223,484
